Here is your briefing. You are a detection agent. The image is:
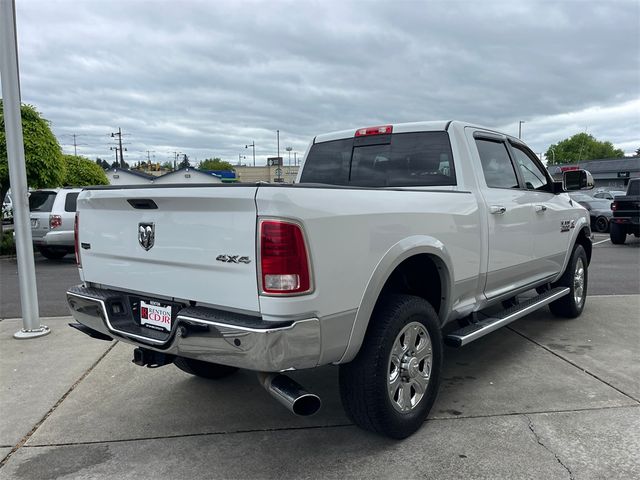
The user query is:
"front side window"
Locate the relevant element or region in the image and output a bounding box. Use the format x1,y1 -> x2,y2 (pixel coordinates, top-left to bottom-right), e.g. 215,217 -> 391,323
511,145 -> 549,191
475,139 -> 519,189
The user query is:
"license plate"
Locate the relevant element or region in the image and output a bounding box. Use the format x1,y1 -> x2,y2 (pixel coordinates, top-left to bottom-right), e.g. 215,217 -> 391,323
140,300 -> 172,332
31,218 -> 38,228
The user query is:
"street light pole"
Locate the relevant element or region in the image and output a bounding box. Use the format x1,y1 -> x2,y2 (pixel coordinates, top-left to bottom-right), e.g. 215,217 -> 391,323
518,120 -> 525,139
277,130 -> 280,161
245,141 -> 255,167
286,146 -> 292,167
1,0 -> 48,339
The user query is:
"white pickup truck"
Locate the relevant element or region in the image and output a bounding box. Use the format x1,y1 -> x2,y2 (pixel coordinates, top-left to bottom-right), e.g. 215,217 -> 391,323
67,121 -> 594,439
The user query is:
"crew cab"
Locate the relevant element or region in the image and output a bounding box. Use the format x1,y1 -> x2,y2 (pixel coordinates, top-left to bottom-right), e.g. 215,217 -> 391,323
610,178 -> 640,244
67,121 -> 594,439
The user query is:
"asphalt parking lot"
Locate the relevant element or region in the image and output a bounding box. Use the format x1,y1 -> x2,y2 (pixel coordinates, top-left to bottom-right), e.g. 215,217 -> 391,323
0,234 -> 639,479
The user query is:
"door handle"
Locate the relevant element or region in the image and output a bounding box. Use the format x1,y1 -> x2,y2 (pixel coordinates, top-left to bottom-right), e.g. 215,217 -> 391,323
490,205 -> 507,215
535,205 -> 547,213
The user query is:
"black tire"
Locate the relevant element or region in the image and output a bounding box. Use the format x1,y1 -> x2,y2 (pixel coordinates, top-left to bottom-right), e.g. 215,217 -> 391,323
174,357 -> 238,379
38,247 -> 67,260
549,244 -> 588,318
609,222 -> 626,245
339,294 -> 443,439
594,216 -> 609,233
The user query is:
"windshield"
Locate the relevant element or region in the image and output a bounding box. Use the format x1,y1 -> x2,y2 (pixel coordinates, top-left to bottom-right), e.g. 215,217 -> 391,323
28,191 -> 57,212
300,131 -> 456,188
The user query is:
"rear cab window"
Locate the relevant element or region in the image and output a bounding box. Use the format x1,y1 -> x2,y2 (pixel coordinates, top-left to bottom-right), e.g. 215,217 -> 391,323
299,131 -> 456,187
28,191 -> 57,212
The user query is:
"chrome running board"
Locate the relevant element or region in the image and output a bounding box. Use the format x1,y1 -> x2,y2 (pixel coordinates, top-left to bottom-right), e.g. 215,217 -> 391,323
445,287 -> 570,347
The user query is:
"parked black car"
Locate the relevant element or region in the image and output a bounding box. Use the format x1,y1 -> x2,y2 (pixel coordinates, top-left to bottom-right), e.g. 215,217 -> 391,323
569,192 -> 613,233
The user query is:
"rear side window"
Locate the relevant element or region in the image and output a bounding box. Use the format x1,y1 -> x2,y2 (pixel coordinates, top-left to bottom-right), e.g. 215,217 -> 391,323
64,192 -> 79,212
28,191 -> 57,212
475,139 -> 519,189
300,131 -> 456,187
628,180 -> 640,196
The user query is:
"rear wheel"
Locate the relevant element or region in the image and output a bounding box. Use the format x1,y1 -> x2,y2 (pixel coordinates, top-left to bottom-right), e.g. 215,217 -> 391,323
38,247 -> 67,260
339,294 -> 442,439
594,216 -> 609,233
174,357 -> 238,379
549,244 -> 588,318
609,222 -> 626,245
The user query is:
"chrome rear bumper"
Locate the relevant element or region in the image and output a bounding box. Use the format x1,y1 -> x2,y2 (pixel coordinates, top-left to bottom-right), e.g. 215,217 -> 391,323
66,285 -> 321,372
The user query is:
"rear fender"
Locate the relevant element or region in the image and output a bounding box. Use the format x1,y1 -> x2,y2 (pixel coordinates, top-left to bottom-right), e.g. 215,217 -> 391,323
338,235 -> 453,363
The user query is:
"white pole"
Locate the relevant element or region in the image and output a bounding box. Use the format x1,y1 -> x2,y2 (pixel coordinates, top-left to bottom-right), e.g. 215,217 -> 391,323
0,0 -> 49,339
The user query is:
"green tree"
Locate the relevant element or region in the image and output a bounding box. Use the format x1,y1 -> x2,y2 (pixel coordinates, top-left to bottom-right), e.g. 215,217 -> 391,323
96,157 -> 110,170
199,157 -> 234,171
545,133 -> 625,164
178,154 -> 190,169
0,101 -> 65,204
160,161 -> 174,171
63,155 -> 109,186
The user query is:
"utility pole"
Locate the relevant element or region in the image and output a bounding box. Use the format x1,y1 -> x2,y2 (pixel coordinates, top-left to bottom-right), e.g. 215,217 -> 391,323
110,146 -> 119,165
145,150 -> 155,167
277,130 -> 280,160
294,152 -> 297,165
518,120 -> 525,139
72,133 -> 77,156
245,141 -> 255,167
111,128 -> 125,167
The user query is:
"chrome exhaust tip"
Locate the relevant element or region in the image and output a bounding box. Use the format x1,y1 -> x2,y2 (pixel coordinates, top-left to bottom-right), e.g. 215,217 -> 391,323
257,372 -> 322,416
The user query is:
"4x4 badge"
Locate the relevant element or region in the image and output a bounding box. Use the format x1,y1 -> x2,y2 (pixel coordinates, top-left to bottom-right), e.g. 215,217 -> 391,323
138,223 -> 155,250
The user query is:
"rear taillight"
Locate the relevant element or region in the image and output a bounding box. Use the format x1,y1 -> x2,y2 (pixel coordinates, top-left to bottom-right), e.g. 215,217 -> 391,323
74,212 -> 81,266
49,214 -> 62,229
611,202 -> 617,211
355,125 -> 393,137
259,220 -> 311,295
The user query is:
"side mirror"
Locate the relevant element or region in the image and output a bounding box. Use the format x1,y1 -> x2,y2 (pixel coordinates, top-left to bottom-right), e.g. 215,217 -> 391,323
563,169 -> 594,191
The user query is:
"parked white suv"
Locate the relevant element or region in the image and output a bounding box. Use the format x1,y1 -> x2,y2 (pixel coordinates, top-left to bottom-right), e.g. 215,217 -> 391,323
30,188 -> 82,259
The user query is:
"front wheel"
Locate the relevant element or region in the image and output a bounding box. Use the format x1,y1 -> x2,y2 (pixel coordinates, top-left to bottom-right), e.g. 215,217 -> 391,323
339,294 -> 443,439
549,244 -> 588,318
174,357 -> 238,379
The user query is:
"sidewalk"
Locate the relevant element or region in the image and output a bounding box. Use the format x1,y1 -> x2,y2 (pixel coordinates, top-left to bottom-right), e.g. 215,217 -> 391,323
1,296 -> 639,479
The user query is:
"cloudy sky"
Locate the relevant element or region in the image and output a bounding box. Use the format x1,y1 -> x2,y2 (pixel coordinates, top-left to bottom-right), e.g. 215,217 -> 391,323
13,0 -> 640,166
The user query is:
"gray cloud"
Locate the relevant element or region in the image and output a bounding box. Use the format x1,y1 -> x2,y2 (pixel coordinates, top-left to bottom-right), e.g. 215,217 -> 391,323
13,0 -> 640,165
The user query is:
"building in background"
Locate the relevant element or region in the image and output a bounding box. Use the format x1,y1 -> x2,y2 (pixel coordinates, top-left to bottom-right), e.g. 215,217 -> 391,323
234,165 -> 299,183
105,168 -> 154,185
104,165 -> 300,186
152,167 -> 222,184
547,157 -> 640,189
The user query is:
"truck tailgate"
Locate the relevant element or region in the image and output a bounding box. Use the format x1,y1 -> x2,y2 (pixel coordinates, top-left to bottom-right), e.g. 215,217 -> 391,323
77,186 -> 260,313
